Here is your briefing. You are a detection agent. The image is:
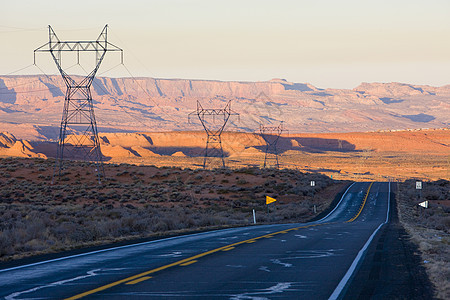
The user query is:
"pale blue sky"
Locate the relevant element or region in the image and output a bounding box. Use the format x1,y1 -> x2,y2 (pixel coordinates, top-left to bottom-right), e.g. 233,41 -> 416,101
2,0 -> 450,88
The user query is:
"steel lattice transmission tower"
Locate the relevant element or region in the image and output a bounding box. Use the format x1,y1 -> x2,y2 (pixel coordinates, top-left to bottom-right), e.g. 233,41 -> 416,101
189,100 -> 239,169
34,25 -> 123,183
259,122 -> 285,169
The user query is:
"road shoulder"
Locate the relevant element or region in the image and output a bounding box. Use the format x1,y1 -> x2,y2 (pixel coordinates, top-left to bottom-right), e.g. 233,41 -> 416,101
343,190 -> 434,299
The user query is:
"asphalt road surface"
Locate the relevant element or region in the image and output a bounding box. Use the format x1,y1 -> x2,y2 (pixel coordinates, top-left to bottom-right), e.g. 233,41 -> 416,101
0,181 -> 391,299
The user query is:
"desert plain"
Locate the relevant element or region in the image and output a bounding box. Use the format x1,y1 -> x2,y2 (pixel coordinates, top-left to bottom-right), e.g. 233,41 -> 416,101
0,75 -> 449,298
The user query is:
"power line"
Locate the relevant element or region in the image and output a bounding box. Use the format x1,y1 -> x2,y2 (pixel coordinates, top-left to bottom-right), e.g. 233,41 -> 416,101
0,78 -> 42,91
2,62 -> 166,133
34,24 -> 123,183
108,27 -> 158,79
0,64 -> 62,93
188,100 -> 239,169
107,27 -> 180,123
259,122 -> 285,169
0,64 -> 97,102
0,25 -> 43,33
75,59 -> 179,133
98,63 -> 122,76
0,61 -> 123,93
0,88 -> 59,95
120,63 -> 178,123
91,78 -> 159,131
3,64 -> 35,76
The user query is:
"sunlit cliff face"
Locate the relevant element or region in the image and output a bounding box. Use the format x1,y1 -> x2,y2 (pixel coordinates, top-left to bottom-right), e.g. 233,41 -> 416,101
0,75 -> 448,141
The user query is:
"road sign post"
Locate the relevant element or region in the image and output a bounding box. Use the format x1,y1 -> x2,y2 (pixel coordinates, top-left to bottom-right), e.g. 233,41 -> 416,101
416,181 -> 422,201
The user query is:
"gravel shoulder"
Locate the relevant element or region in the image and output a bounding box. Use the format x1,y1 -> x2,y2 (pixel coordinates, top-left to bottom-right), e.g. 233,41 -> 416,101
345,187 -> 435,299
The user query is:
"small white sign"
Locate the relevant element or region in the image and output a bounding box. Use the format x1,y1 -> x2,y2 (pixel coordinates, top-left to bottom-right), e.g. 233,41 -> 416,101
310,181 -> 315,187
418,200 -> 428,209
416,181 -> 422,190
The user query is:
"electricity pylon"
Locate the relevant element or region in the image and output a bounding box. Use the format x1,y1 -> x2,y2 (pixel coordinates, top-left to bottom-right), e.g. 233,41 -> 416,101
34,25 -> 123,183
259,122 -> 285,169
189,100 -> 239,169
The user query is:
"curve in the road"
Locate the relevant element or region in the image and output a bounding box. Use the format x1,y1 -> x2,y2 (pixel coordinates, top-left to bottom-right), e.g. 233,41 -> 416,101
0,182 -> 391,300
329,181 -> 390,299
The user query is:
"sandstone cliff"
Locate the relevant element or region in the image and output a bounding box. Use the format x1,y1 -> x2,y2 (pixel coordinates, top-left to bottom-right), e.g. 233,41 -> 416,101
0,76 -> 448,140
0,132 -> 47,158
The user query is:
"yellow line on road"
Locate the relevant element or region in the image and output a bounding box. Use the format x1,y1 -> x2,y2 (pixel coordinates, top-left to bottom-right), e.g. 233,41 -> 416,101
346,182 -> 374,223
180,260 -> 197,266
222,247 -> 235,251
66,182 -> 370,299
125,276 -> 152,285
65,224 -> 311,299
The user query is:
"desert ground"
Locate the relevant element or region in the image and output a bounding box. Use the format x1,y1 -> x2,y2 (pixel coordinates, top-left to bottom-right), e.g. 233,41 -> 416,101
0,157 -> 346,261
396,179 -> 450,299
0,128 -> 449,298
2,128 -> 447,181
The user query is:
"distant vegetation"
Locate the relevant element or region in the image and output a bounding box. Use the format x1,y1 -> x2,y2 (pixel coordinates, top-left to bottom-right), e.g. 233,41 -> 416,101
1,157 -> 447,298
0,157 -> 345,261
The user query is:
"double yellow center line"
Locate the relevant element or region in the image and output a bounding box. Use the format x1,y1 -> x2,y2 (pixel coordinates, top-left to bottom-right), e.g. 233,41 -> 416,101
346,182 -> 373,223
66,183 -> 373,299
65,224 -> 322,299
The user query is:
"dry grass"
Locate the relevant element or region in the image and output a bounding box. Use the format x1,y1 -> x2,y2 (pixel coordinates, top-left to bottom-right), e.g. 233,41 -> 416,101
396,179 -> 450,299
0,157 -> 347,262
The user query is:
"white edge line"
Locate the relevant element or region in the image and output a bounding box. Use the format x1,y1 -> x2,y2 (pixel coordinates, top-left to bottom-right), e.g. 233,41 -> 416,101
0,226 -> 243,273
0,182 -> 358,274
328,182 -> 391,300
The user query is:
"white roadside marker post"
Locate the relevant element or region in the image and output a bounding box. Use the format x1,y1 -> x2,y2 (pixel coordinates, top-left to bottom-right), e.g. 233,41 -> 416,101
253,209 -> 256,224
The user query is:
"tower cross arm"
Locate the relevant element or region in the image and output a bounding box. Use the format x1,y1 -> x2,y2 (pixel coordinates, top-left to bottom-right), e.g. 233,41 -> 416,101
33,25 -> 123,64
34,41 -> 123,52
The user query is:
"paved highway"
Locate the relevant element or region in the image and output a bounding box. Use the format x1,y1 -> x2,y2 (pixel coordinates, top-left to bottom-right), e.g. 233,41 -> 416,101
0,182 -> 391,299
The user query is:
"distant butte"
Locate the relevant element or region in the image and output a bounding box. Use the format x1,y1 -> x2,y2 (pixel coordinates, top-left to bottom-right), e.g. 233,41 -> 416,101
0,75 -> 448,140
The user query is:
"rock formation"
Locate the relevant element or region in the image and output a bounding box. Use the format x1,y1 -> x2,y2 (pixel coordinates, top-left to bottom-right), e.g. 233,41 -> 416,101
0,76 -> 448,140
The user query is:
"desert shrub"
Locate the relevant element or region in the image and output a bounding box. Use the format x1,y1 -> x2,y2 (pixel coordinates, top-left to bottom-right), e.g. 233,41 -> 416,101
235,168 -> 258,175
0,158 -> 343,261
440,216 -> 450,231
217,189 -> 229,195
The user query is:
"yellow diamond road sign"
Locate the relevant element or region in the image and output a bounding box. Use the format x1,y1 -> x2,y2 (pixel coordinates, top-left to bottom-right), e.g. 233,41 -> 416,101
266,196 -> 277,205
